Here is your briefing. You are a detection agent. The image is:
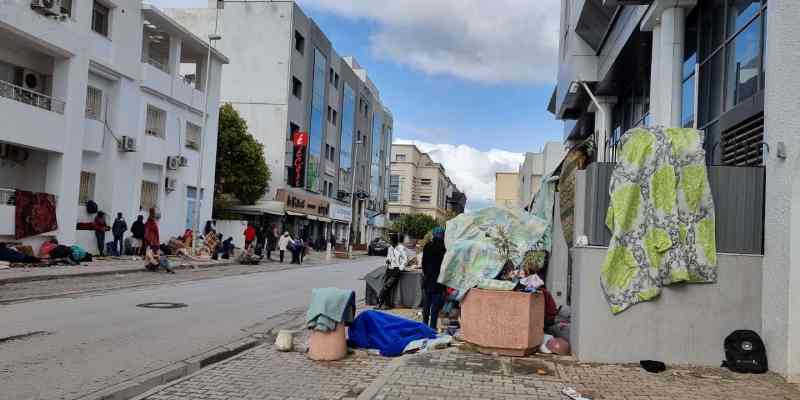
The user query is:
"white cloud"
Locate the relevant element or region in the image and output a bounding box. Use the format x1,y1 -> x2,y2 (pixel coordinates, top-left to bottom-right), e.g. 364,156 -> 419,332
394,139 -> 523,211
298,0 -> 560,85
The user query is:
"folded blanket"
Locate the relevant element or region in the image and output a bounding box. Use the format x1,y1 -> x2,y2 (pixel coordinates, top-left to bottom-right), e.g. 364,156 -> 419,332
306,288 -> 356,332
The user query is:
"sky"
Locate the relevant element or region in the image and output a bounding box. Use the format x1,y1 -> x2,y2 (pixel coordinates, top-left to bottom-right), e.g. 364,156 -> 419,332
150,0 -> 563,210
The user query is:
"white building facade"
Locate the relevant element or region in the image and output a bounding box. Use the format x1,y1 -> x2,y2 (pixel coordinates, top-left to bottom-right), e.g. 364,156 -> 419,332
168,2 -> 393,247
518,141 -> 565,209
0,0 -> 227,253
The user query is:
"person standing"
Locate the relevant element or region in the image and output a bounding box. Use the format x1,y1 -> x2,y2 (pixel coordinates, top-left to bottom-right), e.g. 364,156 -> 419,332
93,211 -> 109,256
421,227 -> 447,330
266,225 -> 278,261
244,223 -> 257,250
131,215 -> 145,256
111,213 -> 128,257
255,222 -> 266,257
377,234 -> 408,310
278,232 -> 291,263
144,208 -> 160,251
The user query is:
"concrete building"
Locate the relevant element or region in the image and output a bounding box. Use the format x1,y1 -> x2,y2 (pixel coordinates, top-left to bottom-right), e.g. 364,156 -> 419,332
518,141 -> 565,209
388,144 -> 461,222
167,2 -> 393,247
549,0 -> 800,379
0,0 -> 226,253
494,172 -> 520,208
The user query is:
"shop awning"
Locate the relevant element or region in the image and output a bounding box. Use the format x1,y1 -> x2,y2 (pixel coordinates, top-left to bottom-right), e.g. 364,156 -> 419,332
286,211 -> 306,217
307,215 -> 319,221
318,217 -> 332,223
227,201 -> 285,216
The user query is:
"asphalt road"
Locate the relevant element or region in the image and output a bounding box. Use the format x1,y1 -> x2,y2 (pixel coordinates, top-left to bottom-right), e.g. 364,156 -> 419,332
0,256 -> 383,400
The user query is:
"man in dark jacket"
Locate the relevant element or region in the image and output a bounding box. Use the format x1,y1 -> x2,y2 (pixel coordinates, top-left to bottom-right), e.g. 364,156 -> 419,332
130,215 -> 145,255
421,227 -> 447,330
111,212 -> 128,256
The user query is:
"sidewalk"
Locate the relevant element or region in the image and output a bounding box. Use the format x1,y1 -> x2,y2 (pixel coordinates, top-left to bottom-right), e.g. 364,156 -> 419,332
0,250 -> 371,285
133,309 -> 800,400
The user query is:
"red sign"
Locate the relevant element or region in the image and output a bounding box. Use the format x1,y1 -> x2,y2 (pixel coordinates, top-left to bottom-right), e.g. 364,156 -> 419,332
290,132 -> 309,188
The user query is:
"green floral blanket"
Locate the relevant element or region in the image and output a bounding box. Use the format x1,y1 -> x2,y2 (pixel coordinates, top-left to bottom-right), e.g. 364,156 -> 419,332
602,127 -> 717,314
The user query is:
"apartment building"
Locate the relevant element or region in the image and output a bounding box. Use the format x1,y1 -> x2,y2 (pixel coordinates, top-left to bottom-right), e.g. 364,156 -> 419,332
550,0 -> 800,379
494,172 -> 520,209
388,144 -> 461,222
0,0 -> 226,253
168,2 -> 393,246
518,142 -> 565,209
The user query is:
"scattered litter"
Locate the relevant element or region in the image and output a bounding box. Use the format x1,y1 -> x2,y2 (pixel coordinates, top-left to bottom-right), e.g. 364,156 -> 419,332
536,368 -> 548,375
561,386 -> 592,400
640,360 -> 667,373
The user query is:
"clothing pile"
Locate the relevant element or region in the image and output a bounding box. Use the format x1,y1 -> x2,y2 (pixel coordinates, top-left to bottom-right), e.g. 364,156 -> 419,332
306,288 -> 356,332
347,310 -> 437,357
0,243 -> 42,265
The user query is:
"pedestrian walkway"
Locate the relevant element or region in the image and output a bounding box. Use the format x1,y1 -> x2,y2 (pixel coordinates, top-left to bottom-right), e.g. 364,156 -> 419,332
0,250 -> 373,285
134,314 -> 800,400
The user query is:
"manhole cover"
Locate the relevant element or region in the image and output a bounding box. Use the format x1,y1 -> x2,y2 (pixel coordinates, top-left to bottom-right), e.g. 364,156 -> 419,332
136,302 -> 188,309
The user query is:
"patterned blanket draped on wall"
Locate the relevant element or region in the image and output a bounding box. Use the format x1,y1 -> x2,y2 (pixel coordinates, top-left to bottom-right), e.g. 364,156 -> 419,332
15,190 -> 58,240
601,127 -> 717,314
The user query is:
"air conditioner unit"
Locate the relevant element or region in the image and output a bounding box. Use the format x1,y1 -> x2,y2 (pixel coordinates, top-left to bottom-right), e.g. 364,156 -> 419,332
166,156 -> 180,171
120,136 -> 137,152
31,0 -> 63,16
178,155 -> 189,167
165,177 -> 177,192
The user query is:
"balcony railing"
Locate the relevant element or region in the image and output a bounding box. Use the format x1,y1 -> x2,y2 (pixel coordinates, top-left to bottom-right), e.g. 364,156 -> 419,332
0,189 -> 16,206
0,80 -> 65,114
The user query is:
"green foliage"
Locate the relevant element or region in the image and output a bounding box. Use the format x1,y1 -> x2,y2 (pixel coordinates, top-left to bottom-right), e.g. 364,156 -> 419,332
391,213 -> 439,239
215,104 -> 271,205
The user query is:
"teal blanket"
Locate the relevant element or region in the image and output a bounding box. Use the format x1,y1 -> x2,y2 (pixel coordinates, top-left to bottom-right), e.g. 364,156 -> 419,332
602,127 -> 717,314
306,288 -> 356,332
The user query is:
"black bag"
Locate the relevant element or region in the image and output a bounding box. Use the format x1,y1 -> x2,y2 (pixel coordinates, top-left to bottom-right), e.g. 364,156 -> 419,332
86,200 -> 98,214
722,330 -> 768,373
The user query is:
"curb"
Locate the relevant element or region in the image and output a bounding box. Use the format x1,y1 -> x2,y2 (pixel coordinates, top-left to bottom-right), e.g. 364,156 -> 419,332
0,261 -> 236,285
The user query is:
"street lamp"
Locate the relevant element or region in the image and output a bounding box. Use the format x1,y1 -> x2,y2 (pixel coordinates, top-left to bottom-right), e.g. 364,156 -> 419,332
344,139 -> 362,258
193,32 -> 221,249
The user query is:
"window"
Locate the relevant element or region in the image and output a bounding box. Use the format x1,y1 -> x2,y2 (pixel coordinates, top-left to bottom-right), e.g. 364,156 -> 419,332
292,77 -> 302,99
328,182 -> 334,198
419,195 -> 431,203
322,181 -> 327,196
389,175 -> 400,202
140,181 -> 159,211
186,122 -> 201,150
327,106 -> 332,122
395,154 -> 406,161
325,144 -> 330,161
289,122 -> 300,140
61,0 -> 72,16
294,31 -> 305,55
331,109 -> 337,126
329,68 -> 334,85
725,16 -> 761,110
91,1 -> 110,37
79,171 -> 96,205
145,105 -> 166,138
334,73 -> 340,89
85,86 -> 103,121
420,178 -> 432,186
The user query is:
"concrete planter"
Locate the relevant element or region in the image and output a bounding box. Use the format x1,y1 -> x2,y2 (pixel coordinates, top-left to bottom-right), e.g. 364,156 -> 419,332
461,288 -> 545,356
308,324 -> 347,361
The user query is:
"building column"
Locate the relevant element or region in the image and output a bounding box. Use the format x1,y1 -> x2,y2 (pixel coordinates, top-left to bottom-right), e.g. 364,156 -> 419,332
168,36 -> 181,77
589,96 -> 617,162
642,0 -> 695,127
763,0 -> 800,381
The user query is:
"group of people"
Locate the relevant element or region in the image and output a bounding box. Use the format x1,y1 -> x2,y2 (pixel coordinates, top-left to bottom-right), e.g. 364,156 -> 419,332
91,208 -> 160,258
376,228 -> 448,331
241,222 -> 312,265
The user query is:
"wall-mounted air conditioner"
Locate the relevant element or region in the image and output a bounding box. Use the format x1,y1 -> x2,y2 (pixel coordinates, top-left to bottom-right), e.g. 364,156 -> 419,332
165,177 -> 177,192
120,136 -> 137,152
166,156 -> 180,171
178,156 -> 189,167
30,0 -> 63,16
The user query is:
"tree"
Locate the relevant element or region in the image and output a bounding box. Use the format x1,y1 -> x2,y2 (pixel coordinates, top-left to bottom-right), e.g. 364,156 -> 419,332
391,213 -> 439,239
215,104 -> 270,205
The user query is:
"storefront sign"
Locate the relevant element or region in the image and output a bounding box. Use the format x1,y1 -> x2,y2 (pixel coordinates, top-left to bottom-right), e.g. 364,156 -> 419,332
290,132 -> 308,188
276,189 -> 330,217
329,203 -> 352,223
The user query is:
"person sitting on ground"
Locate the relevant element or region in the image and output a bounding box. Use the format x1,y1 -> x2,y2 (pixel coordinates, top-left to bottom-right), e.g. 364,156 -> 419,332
221,237 -> 235,259
237,243 -> 260,265
182,229 -> 194,249
145,245 -> 175,274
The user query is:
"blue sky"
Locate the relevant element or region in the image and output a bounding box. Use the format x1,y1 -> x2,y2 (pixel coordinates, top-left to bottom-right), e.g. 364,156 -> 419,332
152,0 -> 563,209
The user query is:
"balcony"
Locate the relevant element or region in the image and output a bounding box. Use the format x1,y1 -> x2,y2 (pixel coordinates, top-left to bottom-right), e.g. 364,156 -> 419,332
0,79 -> 64,114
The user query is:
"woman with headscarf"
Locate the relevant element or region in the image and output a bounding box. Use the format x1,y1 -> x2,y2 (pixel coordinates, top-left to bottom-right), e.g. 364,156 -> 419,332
144,208 -> 160,250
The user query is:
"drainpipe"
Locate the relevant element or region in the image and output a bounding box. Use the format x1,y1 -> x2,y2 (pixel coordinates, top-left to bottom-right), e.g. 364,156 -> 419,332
580,81 -> 608,162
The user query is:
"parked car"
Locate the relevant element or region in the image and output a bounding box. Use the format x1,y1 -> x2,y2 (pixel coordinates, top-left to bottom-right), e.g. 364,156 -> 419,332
368,238 -> 390,256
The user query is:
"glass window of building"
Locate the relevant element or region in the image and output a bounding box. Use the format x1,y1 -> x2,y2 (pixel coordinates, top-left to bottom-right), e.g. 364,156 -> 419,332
369,111 -> 383,208
338,83 -> 356,192
91,1 -> 110,37
292,77 -> 302,99
306,48 -> 327,192
389,175 -> 400,202
294,31 -> 305,55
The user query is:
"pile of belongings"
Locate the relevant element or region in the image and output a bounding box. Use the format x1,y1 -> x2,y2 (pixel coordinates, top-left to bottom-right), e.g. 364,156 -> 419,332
0,243 -> 43,266
439,207 -> 551,299
347,310 -> 438,357
602,127 -> 717,313
306,288 -> 356,332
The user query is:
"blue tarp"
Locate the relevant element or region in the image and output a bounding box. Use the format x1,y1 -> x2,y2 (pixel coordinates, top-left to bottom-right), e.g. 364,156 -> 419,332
347,310 -> 437,357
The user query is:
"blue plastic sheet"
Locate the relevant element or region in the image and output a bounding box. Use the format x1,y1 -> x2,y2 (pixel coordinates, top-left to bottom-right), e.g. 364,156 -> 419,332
347,310 -> 436,357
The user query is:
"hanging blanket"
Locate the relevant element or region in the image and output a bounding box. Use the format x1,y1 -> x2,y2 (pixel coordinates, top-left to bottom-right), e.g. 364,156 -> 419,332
15,190 -> 58,240
347,310 -> 436,357
602,127 -> 717,314
438,207 -> 549,299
